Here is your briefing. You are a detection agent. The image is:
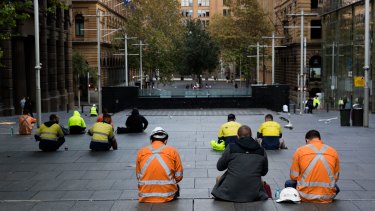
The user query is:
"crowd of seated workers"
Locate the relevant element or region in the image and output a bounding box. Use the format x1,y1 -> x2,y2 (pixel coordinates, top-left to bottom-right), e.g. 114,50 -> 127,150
19,108 -> 340,204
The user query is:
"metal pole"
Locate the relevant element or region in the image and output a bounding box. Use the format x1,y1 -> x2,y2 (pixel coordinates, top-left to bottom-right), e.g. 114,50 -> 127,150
363,0 -> 370,127
87,72 -> 90,105
271,32 -> 275,85
239,56 -> 242,87
96,9 -> 102,114
125,34 -> 129,86
299,9 -> 304,114
331,42 -> 335,107
78,89 -> 81,109
34,0 -> 42,127
140,40 -> 143,90
304,37 -> 307,106
256,42 -> 260,84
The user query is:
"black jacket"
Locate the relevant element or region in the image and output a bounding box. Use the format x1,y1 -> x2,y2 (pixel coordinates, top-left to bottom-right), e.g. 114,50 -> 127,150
211,137 -> 269,202
125,114 -> 148,132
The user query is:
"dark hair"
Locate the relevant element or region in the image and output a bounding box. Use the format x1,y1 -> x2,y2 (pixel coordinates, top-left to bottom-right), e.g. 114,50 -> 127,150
102,108 -> 108,114
228,114 -> 235,121
103,114 -> 112,123
49,114 -> 58,122
305,130 -> 321,140
265,114 -> 273,120
22,109 -> 29,115
132,108 -> 139,115
237,125 -> 252,138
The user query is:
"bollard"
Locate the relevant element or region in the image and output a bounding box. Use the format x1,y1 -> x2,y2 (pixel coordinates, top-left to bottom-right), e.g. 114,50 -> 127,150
326,103 -> 329,112
67,104 -> 69,113
10,127 -> 14,136
81,105 -> 84,114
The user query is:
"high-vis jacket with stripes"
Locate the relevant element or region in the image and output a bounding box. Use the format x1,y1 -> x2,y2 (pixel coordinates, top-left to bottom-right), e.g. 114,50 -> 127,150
89,122 -> 114,143
136,141 -> 183,203
290,139 -> 340,203
36,122 -> 64,141
19,115 -> 37,135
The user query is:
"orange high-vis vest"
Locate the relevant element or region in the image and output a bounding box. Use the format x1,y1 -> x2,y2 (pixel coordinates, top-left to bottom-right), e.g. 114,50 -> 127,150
290,139 -> 340,203
136,141 -> 183,203
18,115 -> 37,135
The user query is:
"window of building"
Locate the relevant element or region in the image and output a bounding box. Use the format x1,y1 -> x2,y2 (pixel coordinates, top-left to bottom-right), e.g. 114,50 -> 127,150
75,14 -> 84,36
198,10 -> 210,17
311,0 -> 318,9
198,0 -> 209,6
309,56 -> 322,81
311,20 -> 321,39
189,0 -> 193,6
181,0 -> 189,6
223,9 -> 231,16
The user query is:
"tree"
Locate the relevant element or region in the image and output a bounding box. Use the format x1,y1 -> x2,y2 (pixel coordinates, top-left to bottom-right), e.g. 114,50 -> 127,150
208,0 -> 271,82
178,20 -> 220,83
122,0 -> 184,83
0,1 -> 32,61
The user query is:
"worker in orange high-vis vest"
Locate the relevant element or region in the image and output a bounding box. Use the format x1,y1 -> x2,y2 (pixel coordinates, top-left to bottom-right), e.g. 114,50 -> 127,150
285,130 -> 340,203
19,109 -> 37,135
136,127 -> 183,203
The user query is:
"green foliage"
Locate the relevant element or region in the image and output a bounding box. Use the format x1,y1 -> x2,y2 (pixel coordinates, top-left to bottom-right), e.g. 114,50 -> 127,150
72,50 -> 97,82
178,20 -> 220,79
209,0 -> 271,62
122,0 -> 184,83
0,0 -> 32,61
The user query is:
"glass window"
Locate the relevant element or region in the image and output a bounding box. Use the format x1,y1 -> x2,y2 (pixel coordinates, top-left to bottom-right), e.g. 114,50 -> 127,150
311,20 -> 321,39
311,0 -> 318,9
75,14 -> 84,36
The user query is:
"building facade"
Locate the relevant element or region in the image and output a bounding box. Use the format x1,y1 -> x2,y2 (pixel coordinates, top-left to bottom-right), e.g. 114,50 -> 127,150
180,0 -> 224,27
274,0 -> 323,102
72,0 -> 126,87
321,0 -> 374,111
0,0 -> 74,116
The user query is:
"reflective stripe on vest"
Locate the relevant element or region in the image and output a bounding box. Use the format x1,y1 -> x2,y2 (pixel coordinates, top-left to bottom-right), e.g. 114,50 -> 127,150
91,131 -> 109,143
290,170 -> 299,177
138,145 -> 176,190
175,171 -> 183,177
139,191 -> 176,198
298,144 -> 336,189
299,191 -> 336,200
21,116 -> 31,128
138,179 -> 176,185
40,132 -> 58,141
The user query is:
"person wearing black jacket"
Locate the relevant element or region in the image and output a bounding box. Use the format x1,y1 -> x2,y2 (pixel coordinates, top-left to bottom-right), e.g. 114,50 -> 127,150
124,108 -> 148,133
211,125 -> 269,202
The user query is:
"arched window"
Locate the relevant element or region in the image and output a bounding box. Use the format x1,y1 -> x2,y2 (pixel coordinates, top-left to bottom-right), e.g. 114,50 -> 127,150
75,14 -> 84,36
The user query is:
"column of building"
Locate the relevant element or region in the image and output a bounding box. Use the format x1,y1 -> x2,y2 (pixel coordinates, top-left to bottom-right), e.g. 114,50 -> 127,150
40,0 -> 50,112
13,36 -> 27,114
57,8 -> 66,111
65,9 -> 74,110
0,39 -> 15,116
47,8 -> 60,111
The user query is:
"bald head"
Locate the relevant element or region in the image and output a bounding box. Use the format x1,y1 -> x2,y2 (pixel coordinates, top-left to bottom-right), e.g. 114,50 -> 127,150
237,125 -> 252,138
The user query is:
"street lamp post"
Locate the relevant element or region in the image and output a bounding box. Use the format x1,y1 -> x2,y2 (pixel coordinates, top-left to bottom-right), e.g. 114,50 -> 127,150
34,0 -> 42,127
363,0 -> 370,127
262,32 -> 284,85
96,9 -> 102,114
132,41 -> 148,90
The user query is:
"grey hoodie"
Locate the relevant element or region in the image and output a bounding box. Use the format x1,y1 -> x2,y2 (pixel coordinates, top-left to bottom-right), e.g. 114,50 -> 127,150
211,137 -> 269,202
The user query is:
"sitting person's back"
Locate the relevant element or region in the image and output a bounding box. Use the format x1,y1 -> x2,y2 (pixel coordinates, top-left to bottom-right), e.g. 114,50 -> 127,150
89,114 -> 117,151
218,114 -> 241,146
257,114 -> 285,150
19,109 -> 37,135
68,111 -> 86,134
211,125 -> 269,202
125,108 -> 148,133
35,114 -> 65,151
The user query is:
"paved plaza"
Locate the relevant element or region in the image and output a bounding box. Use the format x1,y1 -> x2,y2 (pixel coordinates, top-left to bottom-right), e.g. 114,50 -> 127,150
0,108 -> 375,210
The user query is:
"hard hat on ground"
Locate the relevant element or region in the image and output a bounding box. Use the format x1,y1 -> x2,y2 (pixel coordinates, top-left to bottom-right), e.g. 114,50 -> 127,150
150,127 -> 168,140
276,187 -> 301,203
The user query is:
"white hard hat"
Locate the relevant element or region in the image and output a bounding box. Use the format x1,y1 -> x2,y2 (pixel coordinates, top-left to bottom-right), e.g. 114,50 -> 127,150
93,104 -> 96,107
276,187 -> 301,203
150,127 -> 168,140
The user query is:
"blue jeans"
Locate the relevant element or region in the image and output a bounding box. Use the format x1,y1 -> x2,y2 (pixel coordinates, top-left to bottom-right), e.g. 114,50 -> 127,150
285,180 -> 340,195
